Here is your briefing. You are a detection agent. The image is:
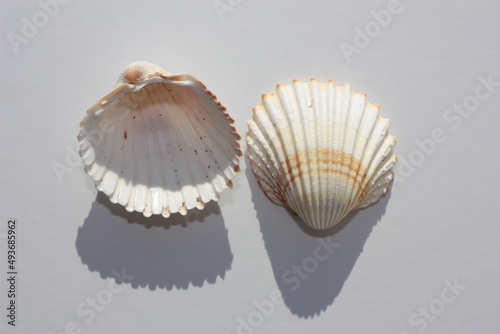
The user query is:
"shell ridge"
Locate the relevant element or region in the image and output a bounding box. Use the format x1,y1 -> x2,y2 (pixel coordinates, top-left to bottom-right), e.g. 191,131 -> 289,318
118,111 -> 135,207
356,166 -> 395,209
313,81 -> 327,228
249,156 -> 286,205
269,85 -> 308,222
262,91 -> 296,201
332,85 -> 352,225
143,93 -> 163,216
365,140 -> 396,191
336,91 -> 366,224
286,82 -> 314,226
344,100 -> 378,210
146,87 -> 174,215
108,111 -> 128,205
265,89 -> 299,218
353,132 -> 395,211
248,115 -> 280,185
132,99 -> 152,213
360,123 -> 392,188
303,81 -> 320,228
330,85 -> 344,225
310,80 -> 324,228
315,81 -> 331,229
96,109 -> 120,195
123,108 -> 139,213
290,81 -> 314,227
155,93 -> 180,215
247,126 -> 285,203
247,144 -> 276,203
153,94 -> 176,216
247,116 -> 287,205
349,117 -> 390,209
80,117 -> 105,183
325,81 -> 337,228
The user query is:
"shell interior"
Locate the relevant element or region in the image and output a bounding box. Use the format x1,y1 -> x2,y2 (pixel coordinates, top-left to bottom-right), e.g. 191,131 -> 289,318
78,61 -> 242,217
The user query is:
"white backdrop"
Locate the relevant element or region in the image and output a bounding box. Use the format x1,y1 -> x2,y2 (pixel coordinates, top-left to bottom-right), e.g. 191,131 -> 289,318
1,1 -> 499,333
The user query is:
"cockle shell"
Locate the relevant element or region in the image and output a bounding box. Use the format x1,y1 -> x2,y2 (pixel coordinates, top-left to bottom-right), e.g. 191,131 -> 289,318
246,79 -> 397,230
78,61 -> 242,217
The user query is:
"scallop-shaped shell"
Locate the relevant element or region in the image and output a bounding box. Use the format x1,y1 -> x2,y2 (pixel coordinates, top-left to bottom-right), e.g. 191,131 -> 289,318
78,61 -> 242,217
246,79 -> 397,230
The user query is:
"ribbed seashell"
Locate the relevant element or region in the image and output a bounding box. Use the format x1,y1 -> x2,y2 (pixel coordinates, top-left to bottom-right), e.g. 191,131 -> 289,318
246,79 -> 397,230
78,61 -> 242,217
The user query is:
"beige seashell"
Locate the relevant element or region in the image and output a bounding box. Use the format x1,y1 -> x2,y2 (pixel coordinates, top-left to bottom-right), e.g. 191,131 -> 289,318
78,61 -> 242,217
246,79 -> 397,230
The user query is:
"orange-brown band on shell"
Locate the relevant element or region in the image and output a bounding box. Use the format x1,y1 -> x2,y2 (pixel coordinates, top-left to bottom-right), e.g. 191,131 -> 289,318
279,148 -> 366,193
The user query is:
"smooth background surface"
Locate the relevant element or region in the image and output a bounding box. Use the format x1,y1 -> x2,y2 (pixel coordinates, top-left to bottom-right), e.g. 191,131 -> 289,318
1,1 -> 499,333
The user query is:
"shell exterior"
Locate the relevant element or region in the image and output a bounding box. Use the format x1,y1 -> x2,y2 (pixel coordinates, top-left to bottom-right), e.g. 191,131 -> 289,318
247,79 -> 397,230
78,61 -> 242,217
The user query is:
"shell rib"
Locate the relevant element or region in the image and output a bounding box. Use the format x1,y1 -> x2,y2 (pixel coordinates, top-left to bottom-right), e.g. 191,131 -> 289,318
78,61 -> 242,217
246,79 -> 397,230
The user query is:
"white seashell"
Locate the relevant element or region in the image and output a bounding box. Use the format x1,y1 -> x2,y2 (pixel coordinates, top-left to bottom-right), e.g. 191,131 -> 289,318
78,61 -> 242,217
246,79 -> 397,230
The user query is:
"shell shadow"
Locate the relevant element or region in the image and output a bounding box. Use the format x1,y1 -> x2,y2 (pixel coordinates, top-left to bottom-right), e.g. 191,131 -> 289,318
246,165 -> 392,318
75,192 -> 233,290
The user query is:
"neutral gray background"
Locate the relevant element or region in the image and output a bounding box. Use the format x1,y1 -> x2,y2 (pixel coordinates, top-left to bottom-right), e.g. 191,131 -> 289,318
1,0 -> 499,333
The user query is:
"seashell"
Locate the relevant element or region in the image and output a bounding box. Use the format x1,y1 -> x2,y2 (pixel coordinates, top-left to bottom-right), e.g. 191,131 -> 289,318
246,79 -> 397,230
78,61 -> 242,217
